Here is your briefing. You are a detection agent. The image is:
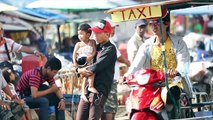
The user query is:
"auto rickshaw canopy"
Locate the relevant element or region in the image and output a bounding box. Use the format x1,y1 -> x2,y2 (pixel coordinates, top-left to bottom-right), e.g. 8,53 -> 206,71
105,0 -> 212,22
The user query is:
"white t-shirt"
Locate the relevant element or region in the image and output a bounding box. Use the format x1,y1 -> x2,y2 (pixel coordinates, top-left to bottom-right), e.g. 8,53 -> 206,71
110,39 -> 121,80
0,37 -> 22,62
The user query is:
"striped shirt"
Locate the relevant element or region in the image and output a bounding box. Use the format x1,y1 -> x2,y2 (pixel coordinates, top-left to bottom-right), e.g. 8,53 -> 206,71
16,67 -> 55,95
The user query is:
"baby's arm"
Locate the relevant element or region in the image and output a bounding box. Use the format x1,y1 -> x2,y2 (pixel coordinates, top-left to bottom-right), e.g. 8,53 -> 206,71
87,40 -> 97,62
72,42 -> 80,67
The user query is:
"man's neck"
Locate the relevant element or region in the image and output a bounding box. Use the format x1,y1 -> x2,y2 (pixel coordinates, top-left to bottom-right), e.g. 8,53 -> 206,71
100,40 -> 109,45
155,34 -> 169,46
0,36 -> 3,41
41,67 -> 46,77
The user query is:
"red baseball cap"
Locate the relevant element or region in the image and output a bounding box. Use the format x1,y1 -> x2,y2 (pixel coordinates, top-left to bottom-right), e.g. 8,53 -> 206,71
90,20 -> 112,34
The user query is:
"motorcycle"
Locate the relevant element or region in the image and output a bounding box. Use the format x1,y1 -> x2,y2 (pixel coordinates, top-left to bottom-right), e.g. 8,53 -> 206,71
125,68 -> 191,120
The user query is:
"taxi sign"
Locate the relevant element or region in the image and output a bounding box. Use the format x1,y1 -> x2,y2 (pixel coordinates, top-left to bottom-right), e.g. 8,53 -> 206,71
111,5 -> 162,22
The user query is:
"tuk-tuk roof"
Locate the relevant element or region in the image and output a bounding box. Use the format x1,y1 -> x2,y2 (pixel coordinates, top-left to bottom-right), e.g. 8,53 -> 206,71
105,0 -> 192,14
105,0 -> 213,22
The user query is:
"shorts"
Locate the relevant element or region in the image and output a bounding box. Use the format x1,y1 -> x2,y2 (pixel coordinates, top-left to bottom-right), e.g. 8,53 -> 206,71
103,81 -> 118,113
2,101 -> 25,120
0,107 -> 13,120
22,104 -> 30,112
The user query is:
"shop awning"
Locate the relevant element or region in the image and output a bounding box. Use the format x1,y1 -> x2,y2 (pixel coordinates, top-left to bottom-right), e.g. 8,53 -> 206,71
0,14 -> 33,31
26,0 -> 139,11
18,8 -> 70,23
3,8 -> 77,24
0,2 -> 17,12
3,10 -> 48,23
171,5 -> 213,16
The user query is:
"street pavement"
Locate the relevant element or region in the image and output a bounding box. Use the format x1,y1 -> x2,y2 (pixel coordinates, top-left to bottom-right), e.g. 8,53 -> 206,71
115,105 -> 129,120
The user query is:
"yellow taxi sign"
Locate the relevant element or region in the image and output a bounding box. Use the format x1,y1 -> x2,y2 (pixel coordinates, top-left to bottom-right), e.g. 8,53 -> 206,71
111,5 -> 162,22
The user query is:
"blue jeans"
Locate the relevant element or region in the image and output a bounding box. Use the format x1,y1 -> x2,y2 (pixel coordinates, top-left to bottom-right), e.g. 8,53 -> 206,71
23,85 -> 65,120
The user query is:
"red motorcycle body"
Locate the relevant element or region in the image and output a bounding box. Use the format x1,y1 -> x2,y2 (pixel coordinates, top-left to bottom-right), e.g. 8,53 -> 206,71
126,69 -> 165,120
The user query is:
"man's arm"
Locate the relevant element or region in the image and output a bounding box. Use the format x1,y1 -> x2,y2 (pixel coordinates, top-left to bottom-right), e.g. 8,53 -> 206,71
55,87 -> 65,110
19,46 -> 43,56
87,40 -> 97,62
110,39 -> 130,67
2,85 -> 15,99
176,38 -> 190,75
72,42 -> 80,66
30,84 -> 58,99
125,44 -> 147,77
55,88 -> 64,99
2,85 -> 24,105
78,45 -> 116,76
117,56 -> 130,67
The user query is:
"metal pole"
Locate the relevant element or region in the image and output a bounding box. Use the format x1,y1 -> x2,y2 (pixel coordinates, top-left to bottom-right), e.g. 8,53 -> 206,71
57,24 -> 62,50
159,17 -> 180,118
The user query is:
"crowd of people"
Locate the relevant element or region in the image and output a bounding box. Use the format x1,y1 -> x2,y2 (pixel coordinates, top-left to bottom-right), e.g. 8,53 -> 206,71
0,7 -> 206,120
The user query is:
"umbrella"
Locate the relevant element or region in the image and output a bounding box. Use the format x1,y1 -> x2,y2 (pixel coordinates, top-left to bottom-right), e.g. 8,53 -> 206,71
26,0 -> 139,11
0,2 -> 17,12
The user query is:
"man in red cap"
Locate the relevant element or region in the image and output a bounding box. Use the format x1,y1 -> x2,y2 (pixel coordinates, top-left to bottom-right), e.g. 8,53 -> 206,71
76,19 -> 117,120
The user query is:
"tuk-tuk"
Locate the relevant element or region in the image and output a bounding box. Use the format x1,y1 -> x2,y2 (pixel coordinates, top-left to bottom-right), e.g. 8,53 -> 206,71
105,0 -> 213,119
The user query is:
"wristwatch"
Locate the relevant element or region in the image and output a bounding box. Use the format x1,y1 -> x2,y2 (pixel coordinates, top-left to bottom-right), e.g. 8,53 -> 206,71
33,50 -> 38,55
60,97 -> 65,101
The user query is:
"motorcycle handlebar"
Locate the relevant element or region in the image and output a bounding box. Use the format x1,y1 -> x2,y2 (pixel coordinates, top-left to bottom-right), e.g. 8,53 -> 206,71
152,72 -> 181,87
152,81 -> 165,87
123,71 -> 182,86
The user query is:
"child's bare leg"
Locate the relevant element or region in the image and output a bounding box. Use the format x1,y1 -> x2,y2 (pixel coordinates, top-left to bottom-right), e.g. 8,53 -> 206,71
80,77 -> 88,102
21,115 -> 27,120
88,74 -> 98,93
25,110 -> 32,120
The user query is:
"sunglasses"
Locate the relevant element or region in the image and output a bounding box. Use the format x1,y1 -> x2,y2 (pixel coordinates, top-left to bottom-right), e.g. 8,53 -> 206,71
149,20 -> 161,26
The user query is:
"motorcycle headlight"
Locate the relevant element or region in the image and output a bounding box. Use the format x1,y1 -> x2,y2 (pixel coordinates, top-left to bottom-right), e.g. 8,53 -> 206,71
136,73 -> 151,85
